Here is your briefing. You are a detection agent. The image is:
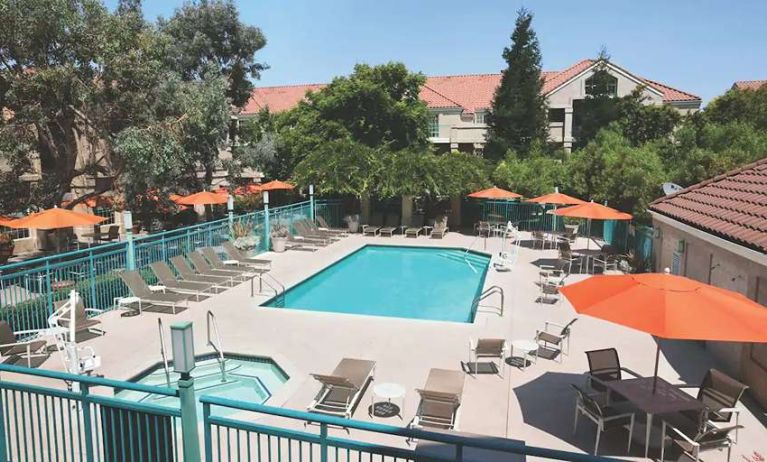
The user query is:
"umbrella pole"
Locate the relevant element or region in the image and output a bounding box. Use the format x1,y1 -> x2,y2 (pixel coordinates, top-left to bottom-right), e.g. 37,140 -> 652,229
653,343 -> 660,394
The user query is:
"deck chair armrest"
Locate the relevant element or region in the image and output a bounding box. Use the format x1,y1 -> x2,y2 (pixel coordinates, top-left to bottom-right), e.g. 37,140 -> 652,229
664,421 -> 699,447
13,328 -> 45,336
544,321 -> 567,331
84,308 -> 104,314
620,367 -> 643,378
0,339 -> 39,348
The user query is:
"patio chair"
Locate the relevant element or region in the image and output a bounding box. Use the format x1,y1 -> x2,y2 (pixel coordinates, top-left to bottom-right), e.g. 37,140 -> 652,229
411,369 -> 465,432
362,212 -> 384,236
308,358 -> 376,419
378,213 -> 400,237
531,231 -> 547,249
571,384 -> 635,455
678,369 -> 748,442
150,262 -> 216,301
200,247 -> 265,279
538,274 -> 566,305
0,321 -> 48,367
585,348 -> 641,393
536,318 -> 577,363
660,412 -> 742,462
170,255 -> 235,287
53,298 -> 105,338
474,221 -> 491,237
405,215 -> 425,238
316,215 -> 349,235
468,339 -> 508,377
103,225 -> 120,242
298,219 -> 341,241
538,259 -> 571,285
430,216 -> 449,239
292,222 -> 333,245
563,225 -> 579,244
189,251 -> 249,282
118,270 -> 189,314
592,245 -> 620,274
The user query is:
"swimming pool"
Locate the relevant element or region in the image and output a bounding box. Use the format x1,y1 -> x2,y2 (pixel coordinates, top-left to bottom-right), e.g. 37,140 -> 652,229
262,245 -> 491,322
116,354 -> 288,417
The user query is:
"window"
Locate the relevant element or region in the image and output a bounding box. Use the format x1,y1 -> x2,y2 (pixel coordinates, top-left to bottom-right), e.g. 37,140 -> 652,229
474,112 -> 485,124
429,114 -> 440,137
585,71 -> 618,97
548,108 -> 565,123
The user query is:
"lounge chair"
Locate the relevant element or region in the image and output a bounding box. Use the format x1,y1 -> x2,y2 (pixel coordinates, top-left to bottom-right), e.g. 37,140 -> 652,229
362,212 -> 383,236
468,339 -> 508,377
585,348 -> 641,394
378,213 -> 400,237
53,298 -> 105,338
200,247 -> 264,279
292,222 -> 333,245
170,256 -> 236,287
188,251 -> 249,282
571,384 -> 635,455
535,318 -> 576,362
431,216 -> 449,239
118,270 -> 190,314
222,241 -> 271,269
316,215 -> 349,235
411,368 -> 465,431
301,219 -> 345,239
0,321 -> 48,367
405,215 -> 425,238
285,234 -> 321,251
150,261 -> 216,301
308,358 -> 376,419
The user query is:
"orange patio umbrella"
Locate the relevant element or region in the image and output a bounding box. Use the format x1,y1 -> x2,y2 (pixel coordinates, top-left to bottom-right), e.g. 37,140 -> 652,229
6,207 -> 106,230
0,215 -> 16,227
467,186 -> 522,200
233,183 -> 262,195
528,190 -> 586,235
259,180 -> 294,191
561,270 -> 767,390
551,201 -> 632,249
174,191 -> 228,206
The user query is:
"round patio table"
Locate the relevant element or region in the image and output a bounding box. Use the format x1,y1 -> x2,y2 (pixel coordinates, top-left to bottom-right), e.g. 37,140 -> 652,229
370,382 -> 405,418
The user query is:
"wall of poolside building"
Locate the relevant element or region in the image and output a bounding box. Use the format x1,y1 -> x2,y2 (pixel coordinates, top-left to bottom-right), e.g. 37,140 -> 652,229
652,214 -> 767,409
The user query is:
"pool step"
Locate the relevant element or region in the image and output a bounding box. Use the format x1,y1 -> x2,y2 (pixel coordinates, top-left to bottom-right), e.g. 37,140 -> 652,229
436,252 -> 489,267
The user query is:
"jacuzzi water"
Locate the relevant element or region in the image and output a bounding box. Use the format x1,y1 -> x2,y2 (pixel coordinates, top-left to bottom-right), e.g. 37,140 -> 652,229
116,356 -> 287,417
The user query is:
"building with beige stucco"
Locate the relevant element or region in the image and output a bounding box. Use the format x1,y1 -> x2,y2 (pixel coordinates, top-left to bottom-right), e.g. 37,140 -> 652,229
649,158 -> 767,408
241,58 -> 701,153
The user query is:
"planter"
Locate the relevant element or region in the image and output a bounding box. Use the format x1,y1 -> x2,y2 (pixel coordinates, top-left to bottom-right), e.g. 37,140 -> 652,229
272,237 -> 287,253
347,221 -> 359,233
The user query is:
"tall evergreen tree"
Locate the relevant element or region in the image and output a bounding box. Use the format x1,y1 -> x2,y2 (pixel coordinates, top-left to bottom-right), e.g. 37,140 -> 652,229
485,8 -> 547,160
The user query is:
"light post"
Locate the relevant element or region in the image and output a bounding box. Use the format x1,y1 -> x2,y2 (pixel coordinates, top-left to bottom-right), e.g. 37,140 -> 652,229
227,194 -> 234,233
123,211 -> 136,270
263,191 -> 270,252
309,184 -> 315,222
171,321 -> 201,462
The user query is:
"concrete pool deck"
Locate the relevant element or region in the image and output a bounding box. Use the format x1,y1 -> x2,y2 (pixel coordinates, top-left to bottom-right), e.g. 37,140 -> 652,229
9,231 -> 766,460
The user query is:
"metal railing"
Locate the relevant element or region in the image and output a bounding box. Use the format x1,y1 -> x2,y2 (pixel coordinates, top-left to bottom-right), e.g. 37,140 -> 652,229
201,396 -> 619,462
158,318 -> 172,387
472,285 -> 505,316
314,200 -> 344,228
206,311 -> 226,383
0,363 -> 187,462
0,201 -> 316,335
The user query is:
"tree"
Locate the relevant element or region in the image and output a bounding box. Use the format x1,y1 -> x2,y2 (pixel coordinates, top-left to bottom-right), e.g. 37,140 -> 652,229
617,90 -> 680,146
161,0 -> 268,107
568,127 -> 666,220
491,142 -> 567,197
704,85 -> 767,131
485,8 -> 547,160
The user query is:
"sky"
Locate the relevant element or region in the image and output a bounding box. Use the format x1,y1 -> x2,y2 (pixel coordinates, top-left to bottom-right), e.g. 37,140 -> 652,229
107,0 -> 767,104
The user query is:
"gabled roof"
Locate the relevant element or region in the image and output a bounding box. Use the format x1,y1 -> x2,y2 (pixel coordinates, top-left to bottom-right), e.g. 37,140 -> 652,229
649,158 -> 767,253
732,80 -> 767,91
242,59 -> 701,115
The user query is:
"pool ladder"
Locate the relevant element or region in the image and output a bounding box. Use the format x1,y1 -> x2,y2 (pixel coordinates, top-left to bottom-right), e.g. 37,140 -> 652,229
207,311 -> 227,383
254,273 -> 286,307
472,285 -> 505,316
157,318 -> 172,387
463,236 -> 481,274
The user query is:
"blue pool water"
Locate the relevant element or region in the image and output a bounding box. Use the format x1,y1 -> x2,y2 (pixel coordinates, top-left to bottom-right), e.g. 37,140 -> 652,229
116,355 -> 288,417
263,245 -> 491,322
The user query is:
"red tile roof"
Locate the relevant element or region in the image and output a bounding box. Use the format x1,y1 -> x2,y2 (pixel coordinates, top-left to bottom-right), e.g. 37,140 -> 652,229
649,157 -> 767,252
242,59 -> 700,115
732,80 -> 767,91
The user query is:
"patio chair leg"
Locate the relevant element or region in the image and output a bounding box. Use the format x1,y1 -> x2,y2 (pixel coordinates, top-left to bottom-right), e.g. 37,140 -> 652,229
660,421 -> 666,462
594,424 -> 601,455
573,405 -> 579,434
627,415 -> 634,453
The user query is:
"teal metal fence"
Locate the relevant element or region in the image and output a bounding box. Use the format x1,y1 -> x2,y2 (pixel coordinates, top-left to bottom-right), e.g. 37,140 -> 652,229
0,363 -> 186,462
201,396 -> 618,462
314,200 -> 344,228
0,201 -> 316,335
